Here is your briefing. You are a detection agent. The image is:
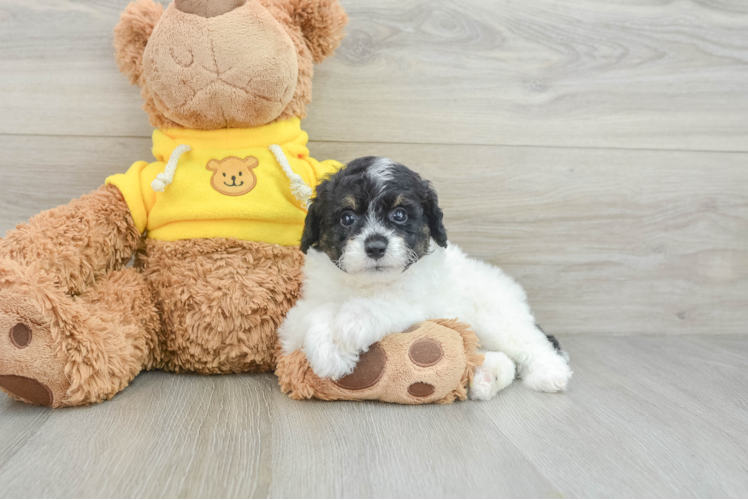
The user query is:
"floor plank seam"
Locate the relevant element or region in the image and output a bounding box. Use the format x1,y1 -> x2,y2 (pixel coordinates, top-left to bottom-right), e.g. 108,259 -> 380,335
1,132 -> 748,155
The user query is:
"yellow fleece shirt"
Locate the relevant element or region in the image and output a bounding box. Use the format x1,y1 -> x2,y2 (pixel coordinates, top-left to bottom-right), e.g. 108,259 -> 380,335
106,118 -> 340,246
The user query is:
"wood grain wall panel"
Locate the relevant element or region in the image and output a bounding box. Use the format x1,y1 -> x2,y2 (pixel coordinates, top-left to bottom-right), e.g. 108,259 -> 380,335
1,135 -> 745,335
0,1 -> 747,151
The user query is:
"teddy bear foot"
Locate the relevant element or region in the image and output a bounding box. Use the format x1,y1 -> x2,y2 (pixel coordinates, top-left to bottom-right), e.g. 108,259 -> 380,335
0,263 -> 158,408
0,293 -> 69,408
276,319 -> 486,405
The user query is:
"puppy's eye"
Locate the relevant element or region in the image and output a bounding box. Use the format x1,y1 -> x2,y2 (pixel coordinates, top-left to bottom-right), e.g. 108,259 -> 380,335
239,171 -> 243,176
341,211 -> 357,227
389,208 -> 408,224
223,173 -> 226,177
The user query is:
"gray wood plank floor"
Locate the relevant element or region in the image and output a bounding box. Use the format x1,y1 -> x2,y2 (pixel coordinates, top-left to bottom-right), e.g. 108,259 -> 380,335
0,334 -> 746,498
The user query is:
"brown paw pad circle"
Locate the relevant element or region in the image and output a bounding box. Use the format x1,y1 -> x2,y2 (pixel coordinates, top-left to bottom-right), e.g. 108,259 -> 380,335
407,334 -> 443,399
408,382 -> 435,397
408,338 -> 443,367
333,343 -> 386,391
9,323 -> 32,349
0,375 -> 54,407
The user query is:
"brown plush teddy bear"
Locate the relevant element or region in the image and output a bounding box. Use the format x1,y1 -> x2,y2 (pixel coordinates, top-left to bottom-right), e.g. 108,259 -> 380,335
0,0 -> 482,408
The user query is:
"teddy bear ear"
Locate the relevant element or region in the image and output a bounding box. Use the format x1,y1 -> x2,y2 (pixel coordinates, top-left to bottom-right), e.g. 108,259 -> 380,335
243,156 -> 260,168
286,0 -> 348,64
113,0 -> 164,86
206,159 -> 220,171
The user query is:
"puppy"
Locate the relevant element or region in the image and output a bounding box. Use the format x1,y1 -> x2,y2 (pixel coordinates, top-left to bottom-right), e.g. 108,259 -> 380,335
279,157 -> 572,400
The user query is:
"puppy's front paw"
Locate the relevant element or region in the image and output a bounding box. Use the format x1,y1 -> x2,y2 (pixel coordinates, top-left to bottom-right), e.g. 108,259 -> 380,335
522,356 -> 573,393
305,339 -> 359,380
333,301 -> 376,351
469,352 -> 516,401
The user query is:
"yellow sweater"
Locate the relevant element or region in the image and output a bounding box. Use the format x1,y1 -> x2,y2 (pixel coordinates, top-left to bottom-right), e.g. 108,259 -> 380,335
106,118 -> 340,246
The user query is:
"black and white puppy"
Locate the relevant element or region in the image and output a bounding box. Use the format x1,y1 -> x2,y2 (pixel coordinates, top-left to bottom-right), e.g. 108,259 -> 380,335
279,157 -> 572,399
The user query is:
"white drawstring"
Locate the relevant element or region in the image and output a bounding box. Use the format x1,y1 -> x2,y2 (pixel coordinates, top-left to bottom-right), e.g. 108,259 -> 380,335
268,144 -> 313,209
152,144 -> 191,192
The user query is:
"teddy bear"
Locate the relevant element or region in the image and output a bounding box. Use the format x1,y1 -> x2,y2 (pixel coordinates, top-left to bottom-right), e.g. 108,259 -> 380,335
0,0 -> 483,408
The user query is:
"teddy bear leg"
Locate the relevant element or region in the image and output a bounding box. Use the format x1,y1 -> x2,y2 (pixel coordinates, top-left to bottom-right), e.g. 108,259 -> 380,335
0,184 -> 150,407
0,185 -> 142,296
0,265 -> 159,408
277,319 -> 488,404
139,238 -> 303,374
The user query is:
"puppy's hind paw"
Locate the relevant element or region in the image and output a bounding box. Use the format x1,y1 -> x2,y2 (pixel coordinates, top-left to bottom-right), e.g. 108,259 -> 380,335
469,352 -> 516,401
522,359 -> 573,393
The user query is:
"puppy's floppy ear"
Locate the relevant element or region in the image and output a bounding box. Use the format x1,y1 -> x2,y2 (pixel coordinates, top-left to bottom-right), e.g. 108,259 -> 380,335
114,0 -> 164,85
300,183 -> 327,253
422,180 -> 448,248
286,0 -> 348,63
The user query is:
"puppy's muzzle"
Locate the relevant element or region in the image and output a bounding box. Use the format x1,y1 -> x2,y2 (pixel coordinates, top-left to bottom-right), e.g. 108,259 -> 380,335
364,235 -> 388,260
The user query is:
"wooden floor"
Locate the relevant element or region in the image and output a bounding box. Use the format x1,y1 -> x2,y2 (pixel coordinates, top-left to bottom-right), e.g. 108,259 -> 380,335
1,0 -> 748,498
0,334 -> 746,498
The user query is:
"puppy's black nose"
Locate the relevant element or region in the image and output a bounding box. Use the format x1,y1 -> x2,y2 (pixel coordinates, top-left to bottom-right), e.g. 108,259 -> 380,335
365,235 -> 388,260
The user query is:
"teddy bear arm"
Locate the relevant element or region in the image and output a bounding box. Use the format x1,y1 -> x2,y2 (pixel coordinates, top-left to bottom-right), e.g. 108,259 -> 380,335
0,184 -> 141,295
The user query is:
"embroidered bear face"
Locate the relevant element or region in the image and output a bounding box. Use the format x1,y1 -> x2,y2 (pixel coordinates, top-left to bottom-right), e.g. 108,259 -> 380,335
206,156 -> 259,196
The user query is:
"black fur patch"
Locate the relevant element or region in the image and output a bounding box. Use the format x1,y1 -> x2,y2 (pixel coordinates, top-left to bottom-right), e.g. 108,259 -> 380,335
301,157 -> 448,265
536,324 -> 562,351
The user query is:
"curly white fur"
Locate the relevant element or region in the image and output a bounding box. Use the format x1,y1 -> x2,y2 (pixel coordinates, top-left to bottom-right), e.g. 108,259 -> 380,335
279,242 -> 572,398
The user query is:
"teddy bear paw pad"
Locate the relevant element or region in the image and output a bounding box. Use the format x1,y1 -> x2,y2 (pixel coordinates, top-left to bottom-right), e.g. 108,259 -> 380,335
408,337 -> 444,367
333,343 -> 386,391
9,323 -> 32,349
407,382 -> 435,397
0,375 -> 54,407
0,306 -> 69,407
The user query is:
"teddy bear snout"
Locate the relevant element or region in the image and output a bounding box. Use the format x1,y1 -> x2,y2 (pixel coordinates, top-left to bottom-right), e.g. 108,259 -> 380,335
175,0 -> 247,18
139,0 -> 300,129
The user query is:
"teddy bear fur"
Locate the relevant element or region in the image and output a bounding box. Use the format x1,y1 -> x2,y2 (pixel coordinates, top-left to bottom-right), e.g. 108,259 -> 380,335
0,0 -> 482,408
0,0 -> 347,408
114,0 -> 345,130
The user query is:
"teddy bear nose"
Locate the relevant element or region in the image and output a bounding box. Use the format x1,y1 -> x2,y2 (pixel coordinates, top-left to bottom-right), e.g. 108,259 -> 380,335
175,0 -> 247,18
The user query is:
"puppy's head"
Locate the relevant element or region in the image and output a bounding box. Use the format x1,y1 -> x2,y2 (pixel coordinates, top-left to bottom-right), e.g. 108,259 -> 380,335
301,157 -> 448,281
